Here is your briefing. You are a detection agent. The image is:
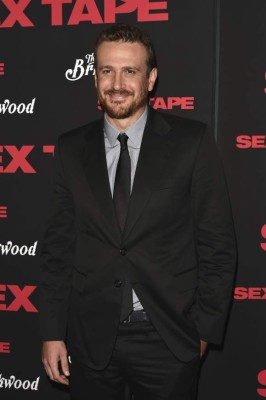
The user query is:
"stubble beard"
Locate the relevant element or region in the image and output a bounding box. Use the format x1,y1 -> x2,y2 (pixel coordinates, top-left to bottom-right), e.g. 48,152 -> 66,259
98,87 -> 148,119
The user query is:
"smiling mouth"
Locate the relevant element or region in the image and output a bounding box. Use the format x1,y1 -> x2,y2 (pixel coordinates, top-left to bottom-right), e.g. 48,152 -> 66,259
109,94 -> 130,102
105,90 -> 133,102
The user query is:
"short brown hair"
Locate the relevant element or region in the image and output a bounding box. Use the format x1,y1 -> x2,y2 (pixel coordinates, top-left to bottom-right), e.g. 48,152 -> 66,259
94,23 -> 157,74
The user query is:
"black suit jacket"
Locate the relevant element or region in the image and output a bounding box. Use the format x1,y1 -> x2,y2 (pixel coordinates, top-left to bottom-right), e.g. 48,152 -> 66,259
40,108 -> 236,369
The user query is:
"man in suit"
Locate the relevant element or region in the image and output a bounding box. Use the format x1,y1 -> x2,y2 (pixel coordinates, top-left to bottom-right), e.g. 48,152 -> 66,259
40,23 -> 236,400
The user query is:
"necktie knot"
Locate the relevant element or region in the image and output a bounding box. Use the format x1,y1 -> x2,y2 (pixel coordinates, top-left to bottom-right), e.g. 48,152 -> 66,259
118,133 -> 128,150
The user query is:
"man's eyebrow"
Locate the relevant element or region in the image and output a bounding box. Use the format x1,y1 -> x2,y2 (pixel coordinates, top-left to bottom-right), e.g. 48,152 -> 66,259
98,65 -> 141,71
98,65 -> 113,70
122,66 -> 141,71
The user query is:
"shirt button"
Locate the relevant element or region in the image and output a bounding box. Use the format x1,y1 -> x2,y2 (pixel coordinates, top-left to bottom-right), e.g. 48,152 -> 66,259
114,280 -> 122,288
120,248 -> 127,256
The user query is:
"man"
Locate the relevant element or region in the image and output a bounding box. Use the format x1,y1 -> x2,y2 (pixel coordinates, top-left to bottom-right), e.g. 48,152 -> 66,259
40,23 -> 236,400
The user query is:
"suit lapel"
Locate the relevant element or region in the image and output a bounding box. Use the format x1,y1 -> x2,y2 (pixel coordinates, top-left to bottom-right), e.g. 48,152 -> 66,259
123,109 -> 172,241
82,119 -> 121,242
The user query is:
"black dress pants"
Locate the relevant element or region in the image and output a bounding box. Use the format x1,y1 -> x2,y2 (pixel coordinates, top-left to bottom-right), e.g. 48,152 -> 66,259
70,321 -> 200,400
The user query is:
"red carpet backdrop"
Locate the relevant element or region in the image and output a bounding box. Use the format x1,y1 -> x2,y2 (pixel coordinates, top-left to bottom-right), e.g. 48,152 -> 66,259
0,1 -> 265,399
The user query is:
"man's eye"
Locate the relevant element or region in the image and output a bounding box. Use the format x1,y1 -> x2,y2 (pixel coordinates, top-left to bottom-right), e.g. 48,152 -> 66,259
102,69 -> 111,74
126,69 -> 136,75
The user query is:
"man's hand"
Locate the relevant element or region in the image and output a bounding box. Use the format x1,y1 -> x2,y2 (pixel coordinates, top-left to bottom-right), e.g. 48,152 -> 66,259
42,341 -> 70,385
200,340 -> 208,358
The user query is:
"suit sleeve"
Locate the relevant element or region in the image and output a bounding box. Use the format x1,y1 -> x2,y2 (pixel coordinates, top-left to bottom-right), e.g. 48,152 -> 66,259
39,136 -> 75,341
191,126 -> 237,345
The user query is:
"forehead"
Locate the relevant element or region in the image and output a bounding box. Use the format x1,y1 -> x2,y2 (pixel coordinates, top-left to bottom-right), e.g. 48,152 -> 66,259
96,41 -> 148,67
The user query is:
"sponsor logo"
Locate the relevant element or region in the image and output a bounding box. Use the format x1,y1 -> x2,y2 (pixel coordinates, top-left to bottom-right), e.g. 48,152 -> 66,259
0,241 -> 38,256
0,285 -> 38,312
258,370 -> 266,397
66,53 -> 95,81
0,0 -> 169,28
261,225 -> 266,251
0,373 -> 40,391
0,145 -> 55,174
236,135 -> 266,149
0,343 -> 10,354
0,63 -> 5,76
0,207 -> 7,219
0,98 -> 36,114
234,287 -> 266,300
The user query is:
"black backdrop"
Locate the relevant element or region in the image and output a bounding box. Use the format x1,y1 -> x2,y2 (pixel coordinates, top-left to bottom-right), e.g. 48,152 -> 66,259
1,1 -> 265,399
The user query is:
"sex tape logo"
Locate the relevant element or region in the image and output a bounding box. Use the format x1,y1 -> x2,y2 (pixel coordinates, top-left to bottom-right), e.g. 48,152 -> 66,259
236,135 -> 266,149
98,97 -> 195,111
0,241 -> 38,256
0,63 -> 5,76
0,374 -> 40,391
234,287 -> 266,300
258,370 -> 266,397
260,224 -> 266,251
0,285 -> 38,312
0,0 -> 169,28
0,342 -> 10,354
0,145 -> 54,174
0,206 -> 7,218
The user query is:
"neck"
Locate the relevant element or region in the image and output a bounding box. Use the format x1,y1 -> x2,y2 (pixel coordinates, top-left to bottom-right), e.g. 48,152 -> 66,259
105,106 -> 146,132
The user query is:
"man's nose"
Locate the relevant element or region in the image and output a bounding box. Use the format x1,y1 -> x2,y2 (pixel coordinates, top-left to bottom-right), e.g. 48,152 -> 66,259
112,72 -> 124,90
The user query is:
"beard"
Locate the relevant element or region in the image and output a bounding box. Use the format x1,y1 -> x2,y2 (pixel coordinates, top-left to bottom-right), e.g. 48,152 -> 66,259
98,87 -> 148,119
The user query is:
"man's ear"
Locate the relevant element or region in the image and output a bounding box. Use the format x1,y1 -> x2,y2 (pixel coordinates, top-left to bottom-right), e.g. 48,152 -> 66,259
148,68 -> 157,92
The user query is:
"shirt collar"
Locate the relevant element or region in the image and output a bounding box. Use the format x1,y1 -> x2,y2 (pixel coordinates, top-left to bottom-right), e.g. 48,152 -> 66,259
104,107 -> 148,148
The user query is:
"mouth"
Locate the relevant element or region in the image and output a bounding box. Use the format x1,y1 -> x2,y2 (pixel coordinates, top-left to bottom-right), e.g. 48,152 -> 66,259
110,94 -> 128,103
105,90 -> 133,103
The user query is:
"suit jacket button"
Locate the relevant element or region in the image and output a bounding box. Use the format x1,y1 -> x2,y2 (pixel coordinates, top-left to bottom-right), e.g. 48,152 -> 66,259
114,280 -> 122,288
120,248 -> 127,256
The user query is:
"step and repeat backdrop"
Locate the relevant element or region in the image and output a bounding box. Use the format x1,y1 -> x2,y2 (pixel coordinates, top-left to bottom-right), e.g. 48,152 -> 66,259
0,1 -> 265,399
